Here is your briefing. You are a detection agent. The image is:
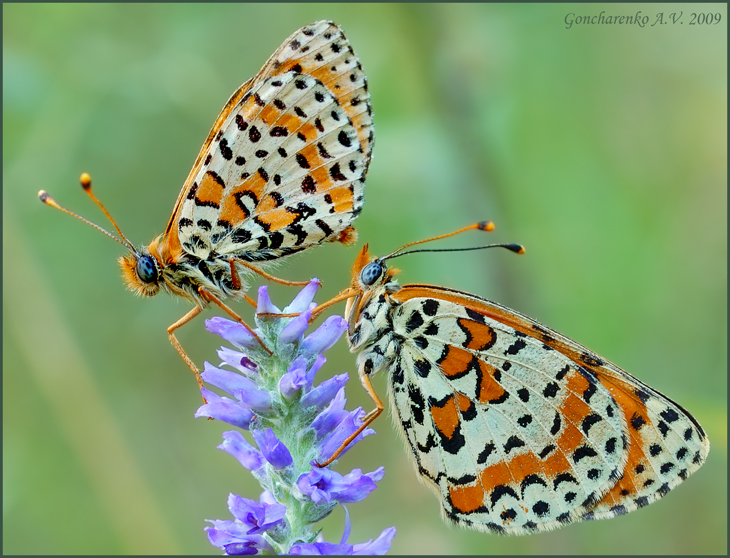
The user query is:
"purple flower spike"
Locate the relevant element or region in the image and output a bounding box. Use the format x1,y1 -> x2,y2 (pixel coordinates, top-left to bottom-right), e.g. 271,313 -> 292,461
301,373 -> 349,409
300,315 -> 348,357
318,408 -> 376,461
196,389 -> 254,430
252,428 -> 293,469
256,286 -> 281,314
284,279 -> 321,313
218,431 -> 265,473
297,467 -> 384,504
202,282 -> 395,553
218,347 -> 258,374
202,362 -> 258,395
279,309 -> 313,344
206,317 -> 261,349
228,493 -> 287,535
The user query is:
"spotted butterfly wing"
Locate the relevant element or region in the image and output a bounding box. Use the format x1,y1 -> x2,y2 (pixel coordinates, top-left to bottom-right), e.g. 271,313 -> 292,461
345,248 -> 708,535
385,285 -> 709,533
159,20 -> 372,288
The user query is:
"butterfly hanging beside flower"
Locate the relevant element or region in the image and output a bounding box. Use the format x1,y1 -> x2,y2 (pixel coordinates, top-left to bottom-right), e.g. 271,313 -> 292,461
312,223 -> 709,534
39,20 -> 373,385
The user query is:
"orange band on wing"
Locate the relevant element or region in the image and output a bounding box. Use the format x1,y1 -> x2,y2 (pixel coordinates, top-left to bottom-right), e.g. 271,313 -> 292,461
328,185 -> 354,212
240,95 -> 263,121
430,396 -> 460,440
218,174 -> 267,225
258,104 -> 280,125
590,374 -> 650,507
438,345 -> 474,378
297,123 -> 319,144
310,166 -> 331,191
257,193 -> 283,213
477,361 -> 506,404
197,171 -> 226,207
457,318 -> 496,351
276,113 -> 302,133
454,392 -> 473,414
256,207 -> 298,231
449,483 -> 486,514
297,142 -> 323,168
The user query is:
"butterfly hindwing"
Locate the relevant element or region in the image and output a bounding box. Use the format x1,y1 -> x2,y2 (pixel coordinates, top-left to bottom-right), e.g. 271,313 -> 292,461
388,292 -> 626,533
164,21 -> 371,269
257,20 -> 374,164
388,284 -> 709,533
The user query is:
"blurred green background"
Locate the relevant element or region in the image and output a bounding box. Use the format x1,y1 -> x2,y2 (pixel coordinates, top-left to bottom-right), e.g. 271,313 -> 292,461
3,3 -> 726,554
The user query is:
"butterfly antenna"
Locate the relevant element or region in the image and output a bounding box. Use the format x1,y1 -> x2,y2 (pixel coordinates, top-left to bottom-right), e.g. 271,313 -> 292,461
384,242 -> 525,261
38,174 -> 134,251
382,221 -> 496,260
77,173 -> 136,249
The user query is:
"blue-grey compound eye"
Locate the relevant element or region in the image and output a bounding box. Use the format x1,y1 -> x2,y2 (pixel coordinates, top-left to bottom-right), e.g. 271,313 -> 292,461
136,254 -> 158,283
360,261 -> 383,286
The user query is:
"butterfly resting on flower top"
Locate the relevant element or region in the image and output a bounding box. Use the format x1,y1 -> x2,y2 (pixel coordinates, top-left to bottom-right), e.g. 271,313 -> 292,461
306,223 -> 709,535
38,21 -> 373,387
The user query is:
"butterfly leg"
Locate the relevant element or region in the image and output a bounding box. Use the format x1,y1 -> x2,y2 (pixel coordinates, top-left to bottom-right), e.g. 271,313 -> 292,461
197,286 -> 273,355
168,305 -> 206,394
228,258 -> 300,310
308,288 -> 354,323
230,257 -> 311,287
315,372 -> 383,467
256,288 -> 354,320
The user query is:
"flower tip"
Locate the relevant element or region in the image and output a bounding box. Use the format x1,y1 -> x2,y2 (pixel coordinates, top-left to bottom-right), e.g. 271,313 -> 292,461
252,428 -> 293,469
283,278 -> 322,313
279,309 -> 313,344
300,315 -> 349,356
206,317 -> 261,349
256,285 -> 281,314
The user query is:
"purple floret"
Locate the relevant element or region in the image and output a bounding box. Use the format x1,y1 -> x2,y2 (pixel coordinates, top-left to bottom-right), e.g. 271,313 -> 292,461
252,428 -> 293,470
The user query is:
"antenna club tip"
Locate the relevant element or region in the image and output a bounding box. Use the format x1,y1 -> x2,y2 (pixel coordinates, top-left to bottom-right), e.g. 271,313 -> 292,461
502,243 -> 526,255
38,190 -> 51,203
80,173 -> 92,190
478,221 -> 496,232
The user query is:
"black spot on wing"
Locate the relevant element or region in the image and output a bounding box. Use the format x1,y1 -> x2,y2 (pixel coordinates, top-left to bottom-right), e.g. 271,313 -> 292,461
413,359 -> 431,378
405,310 -> 424,333
503,435 -> 525,454
465,308 -> 485,323
490,484 -> 518,506
422,299 -> 439,316
408,385 -> 425,425
315,219 -> 333,237
505,338 -> 526,355
477,441 -> 495,464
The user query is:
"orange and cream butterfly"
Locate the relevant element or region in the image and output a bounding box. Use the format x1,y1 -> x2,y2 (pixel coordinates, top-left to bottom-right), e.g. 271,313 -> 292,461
38,21 -> 373,385
313,223 -> 709,534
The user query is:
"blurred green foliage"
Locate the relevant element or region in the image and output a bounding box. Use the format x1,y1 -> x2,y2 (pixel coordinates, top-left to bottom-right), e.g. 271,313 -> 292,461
4,3 -> 726,554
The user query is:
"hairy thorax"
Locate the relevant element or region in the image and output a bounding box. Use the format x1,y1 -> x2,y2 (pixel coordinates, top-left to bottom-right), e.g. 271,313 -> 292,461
348,284 -> 402,377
